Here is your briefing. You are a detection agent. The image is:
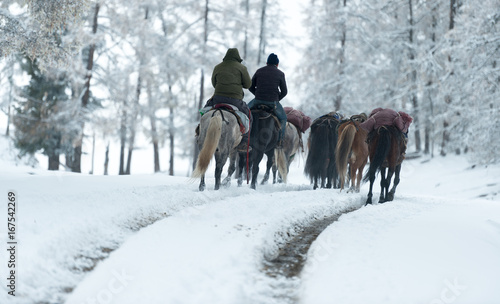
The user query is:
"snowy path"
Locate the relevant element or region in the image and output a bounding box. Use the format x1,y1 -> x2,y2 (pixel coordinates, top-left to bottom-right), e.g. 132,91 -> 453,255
64,184 -> 364,304
2,155 -> 500,304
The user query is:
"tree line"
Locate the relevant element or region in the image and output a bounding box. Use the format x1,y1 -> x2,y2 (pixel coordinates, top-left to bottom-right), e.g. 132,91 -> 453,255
1,0 -> 281,173
0,0 -> 498,175
299,0 -> 499,163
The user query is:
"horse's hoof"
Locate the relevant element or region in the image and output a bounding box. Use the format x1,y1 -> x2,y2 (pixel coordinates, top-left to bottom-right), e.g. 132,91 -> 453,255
199,185 -> 205,192
386,193 -> 394,201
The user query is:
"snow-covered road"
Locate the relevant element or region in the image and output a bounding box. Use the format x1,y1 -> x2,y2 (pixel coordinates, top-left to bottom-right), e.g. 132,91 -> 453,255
1,155 -> 499,304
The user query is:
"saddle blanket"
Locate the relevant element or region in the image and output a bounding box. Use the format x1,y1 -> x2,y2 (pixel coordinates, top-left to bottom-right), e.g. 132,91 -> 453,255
199,104 -> 250,134
360,108 -> 413,133
284,107 -> 312,133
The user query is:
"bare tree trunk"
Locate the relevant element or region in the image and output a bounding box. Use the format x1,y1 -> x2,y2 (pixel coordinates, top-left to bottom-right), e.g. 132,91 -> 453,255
408,0 -> 421,152
104,142 -> 110,175
192,0 -> 209,171
242,0 -> 250,59
119,105 -> 127,175
125,74 -> 142,175
89,132 -> 95,174
449,0 -> 457,30
48,154 -> 60,171
5,67 -> 13,136
335,0 -> 347,111
169,100 -> 175,176
146,79 -> 160,173
73,2 -> 100,173
257,0 -> 268,65
425,3 -> 439,156
125,7 -> 149,175
441,0 -> 459,156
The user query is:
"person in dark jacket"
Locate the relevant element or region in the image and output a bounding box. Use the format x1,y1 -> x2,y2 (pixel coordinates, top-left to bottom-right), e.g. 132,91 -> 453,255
203,48 -> 252,151
248,53 -> 288,147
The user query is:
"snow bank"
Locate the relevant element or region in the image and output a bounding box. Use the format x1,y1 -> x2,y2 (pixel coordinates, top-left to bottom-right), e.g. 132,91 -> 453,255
301,156 -> 500,304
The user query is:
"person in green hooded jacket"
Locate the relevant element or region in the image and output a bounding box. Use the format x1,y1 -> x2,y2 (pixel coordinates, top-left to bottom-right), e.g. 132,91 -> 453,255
203,48 -> 252,151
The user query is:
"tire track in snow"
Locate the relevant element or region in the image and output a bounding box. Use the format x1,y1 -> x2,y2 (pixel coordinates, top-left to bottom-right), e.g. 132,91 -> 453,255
57,183 -> 316,302
260,204 -> 362,304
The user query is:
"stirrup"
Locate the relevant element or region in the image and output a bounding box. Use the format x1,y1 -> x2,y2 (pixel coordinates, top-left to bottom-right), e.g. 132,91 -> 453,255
236,141 -> 251,152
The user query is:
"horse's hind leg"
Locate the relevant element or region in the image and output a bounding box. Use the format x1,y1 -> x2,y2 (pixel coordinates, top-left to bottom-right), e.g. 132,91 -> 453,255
355,165 -> 365,193
251,152 -> 265,189
272,164 -> 279,184
214,153 -> 229,190
386,164 -> 401,201
347,164 -> 356,193
383,167 -> 395,201
222,151 -> 237,187
379,167 -> 387,203
199,175 -> 206,192
261,153 -> 274,185
236,152 -> 247,186
365,172 -> 375,205
313,176 -> 319,190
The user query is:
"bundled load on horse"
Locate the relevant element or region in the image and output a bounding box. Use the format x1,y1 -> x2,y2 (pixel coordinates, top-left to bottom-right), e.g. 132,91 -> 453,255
284,107 -> 311,133
360,108 -> 413,134
362,108 -> 413,205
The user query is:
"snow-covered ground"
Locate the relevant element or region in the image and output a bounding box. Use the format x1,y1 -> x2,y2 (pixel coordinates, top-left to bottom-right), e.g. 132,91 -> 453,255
1,133 -> 499,304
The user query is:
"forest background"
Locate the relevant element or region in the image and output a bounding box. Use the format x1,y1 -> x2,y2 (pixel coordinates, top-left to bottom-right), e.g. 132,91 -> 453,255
0,0 -> 498,175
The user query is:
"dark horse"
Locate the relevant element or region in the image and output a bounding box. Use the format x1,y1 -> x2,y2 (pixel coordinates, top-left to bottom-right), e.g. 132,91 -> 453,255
304,113 -> 342,189
193,108 -> 241,191
247,106 -> 287,189
223,106 -> 287,189
364,126 -> 406,205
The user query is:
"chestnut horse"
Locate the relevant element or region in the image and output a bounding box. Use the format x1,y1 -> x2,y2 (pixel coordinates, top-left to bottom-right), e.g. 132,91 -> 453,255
364,125 -> 406,205
335,115 -> 369,192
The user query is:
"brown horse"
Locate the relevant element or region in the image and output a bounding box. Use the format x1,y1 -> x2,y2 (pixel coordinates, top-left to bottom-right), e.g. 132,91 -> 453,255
335,115 -> 369,192
364,125 -> 406,205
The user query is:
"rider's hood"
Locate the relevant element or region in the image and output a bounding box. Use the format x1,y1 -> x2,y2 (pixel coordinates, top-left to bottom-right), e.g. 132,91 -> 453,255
222,48 -> 243,63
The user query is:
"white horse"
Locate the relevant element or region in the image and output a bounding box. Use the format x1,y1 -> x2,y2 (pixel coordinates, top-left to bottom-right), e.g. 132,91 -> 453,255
193,109 -> 241,191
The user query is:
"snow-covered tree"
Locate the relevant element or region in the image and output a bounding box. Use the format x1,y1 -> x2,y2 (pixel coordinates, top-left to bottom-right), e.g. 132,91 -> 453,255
12,57 -> 79,170
0,0 -> 91,68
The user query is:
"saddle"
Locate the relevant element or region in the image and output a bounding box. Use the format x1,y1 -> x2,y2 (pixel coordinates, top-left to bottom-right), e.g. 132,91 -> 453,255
251,104 -> 281,130
212,104 -> 248,134
311,111 -> 343,130
195,104 -> 249,137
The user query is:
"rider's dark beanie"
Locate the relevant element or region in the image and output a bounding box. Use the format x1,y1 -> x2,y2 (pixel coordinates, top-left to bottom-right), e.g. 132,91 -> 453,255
267,53 -> 279,65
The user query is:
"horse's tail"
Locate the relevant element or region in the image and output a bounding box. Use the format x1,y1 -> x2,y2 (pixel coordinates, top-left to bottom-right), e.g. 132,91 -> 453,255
275,148 -> 288,183
304,125 -> 330,179
364,127 -> 391,183
335,124 -> 356,189
192,113 -> 222,178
